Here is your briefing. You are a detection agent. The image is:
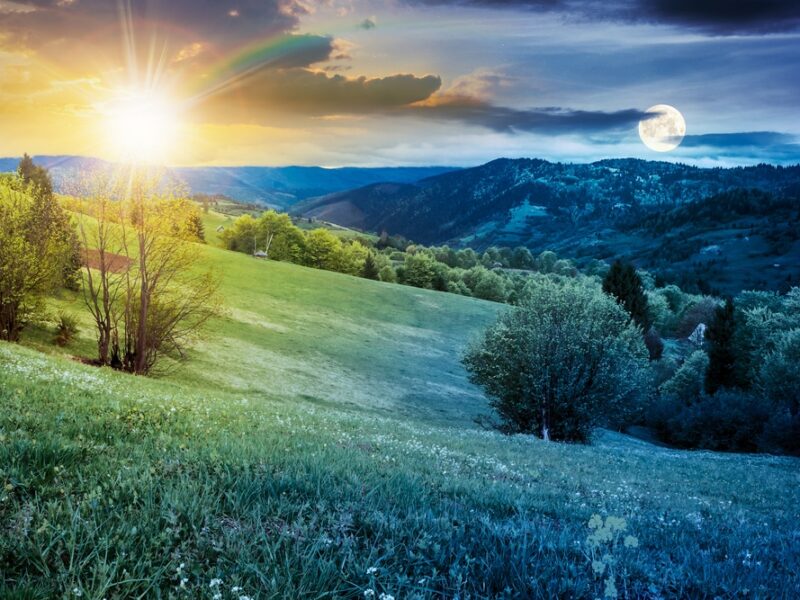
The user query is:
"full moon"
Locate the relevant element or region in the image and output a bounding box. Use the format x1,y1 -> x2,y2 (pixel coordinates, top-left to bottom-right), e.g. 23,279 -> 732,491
638,104 -> 686,152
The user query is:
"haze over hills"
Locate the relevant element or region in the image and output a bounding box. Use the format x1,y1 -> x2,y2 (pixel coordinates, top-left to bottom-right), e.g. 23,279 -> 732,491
0,155 -> 454,208
295,157 -> 800,293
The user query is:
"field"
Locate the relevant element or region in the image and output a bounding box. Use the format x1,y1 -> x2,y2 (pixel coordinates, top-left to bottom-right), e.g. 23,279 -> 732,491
2,241 -> 800,598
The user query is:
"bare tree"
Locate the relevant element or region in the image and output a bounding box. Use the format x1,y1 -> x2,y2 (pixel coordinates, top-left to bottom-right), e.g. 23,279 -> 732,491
77,169 -> 221,374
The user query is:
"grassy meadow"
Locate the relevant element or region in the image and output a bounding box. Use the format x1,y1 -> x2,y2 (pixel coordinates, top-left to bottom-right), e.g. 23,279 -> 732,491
2,233 -> 800,598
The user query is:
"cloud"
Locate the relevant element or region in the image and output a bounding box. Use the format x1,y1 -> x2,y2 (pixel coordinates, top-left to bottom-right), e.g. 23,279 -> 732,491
680,131 -> 797,148
197,69 -> 443,121
358,17 -> 377,30
676,131 -> 800,163
400,0 -> 800,34
0,0 -> 300,66
401,96 -> 649,134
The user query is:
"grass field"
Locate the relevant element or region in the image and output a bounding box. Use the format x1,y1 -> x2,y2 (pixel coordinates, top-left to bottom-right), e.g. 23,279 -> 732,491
2,240 -> 800,598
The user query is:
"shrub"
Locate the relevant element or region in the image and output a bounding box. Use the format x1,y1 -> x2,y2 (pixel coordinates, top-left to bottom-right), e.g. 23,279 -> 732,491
657,390 -> 770,452
644,328 -> 664,360
463,278 -> 650,442
54,312 -> 79,347
758,412 -> 800,456
659,350 -> 708,405
757,329 -> 800,417
378,265 -> 397,283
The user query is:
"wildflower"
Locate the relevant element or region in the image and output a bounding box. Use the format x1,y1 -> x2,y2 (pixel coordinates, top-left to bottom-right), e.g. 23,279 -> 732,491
379,594 -> 395,600
364,591 -> 376,599
239,596 -> 253,600
366,567 -> 378,575
209,578 -> 222,588
72,588 -> 82,597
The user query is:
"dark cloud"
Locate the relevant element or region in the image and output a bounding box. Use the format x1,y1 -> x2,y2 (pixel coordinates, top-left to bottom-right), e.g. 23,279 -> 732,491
0,0 -> 299,62
401,97 -> 649,134
680,132 -> 797,148
199,69 -> 443,121
402,0 -> 800,34
358,17 -> 377,30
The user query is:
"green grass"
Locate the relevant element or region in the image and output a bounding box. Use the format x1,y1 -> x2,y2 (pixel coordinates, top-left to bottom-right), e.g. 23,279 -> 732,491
3,244 -> 800,598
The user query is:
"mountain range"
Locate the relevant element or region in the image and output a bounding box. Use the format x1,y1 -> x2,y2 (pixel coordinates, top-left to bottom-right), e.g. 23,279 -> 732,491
0,155 -> 453,208
294,158 -> 800,294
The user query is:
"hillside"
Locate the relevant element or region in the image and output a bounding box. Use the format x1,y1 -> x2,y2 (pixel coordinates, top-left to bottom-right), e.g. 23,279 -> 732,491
0,155 -> 454,208
295,158 -> 800,293
3,243 -> 800,597
21,240 -> 500,426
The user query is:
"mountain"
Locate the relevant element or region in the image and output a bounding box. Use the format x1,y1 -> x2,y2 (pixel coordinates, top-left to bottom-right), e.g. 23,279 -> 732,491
295,158 -> 800,293
0,155 -> 454,208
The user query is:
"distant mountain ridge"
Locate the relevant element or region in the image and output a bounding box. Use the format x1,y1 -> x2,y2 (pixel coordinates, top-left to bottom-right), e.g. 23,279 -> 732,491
294,157 -> 800,293
0,155 -> 455,208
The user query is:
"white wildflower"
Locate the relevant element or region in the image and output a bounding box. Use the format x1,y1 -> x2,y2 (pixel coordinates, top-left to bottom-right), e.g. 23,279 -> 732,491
364,591 -> 376,599
209,578 -> 222,588
379,594 -> 395,600
366,567 -> 378,575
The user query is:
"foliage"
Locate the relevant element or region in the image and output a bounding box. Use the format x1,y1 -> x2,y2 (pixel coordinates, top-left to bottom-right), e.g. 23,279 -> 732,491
0,175 -> 77,341
654,390 -> 770,452
361,252 -> 380,280
463,277 -> 650,442
705,298 -> 739,394
53,312 -> 79,347
76,173 -> 221,374
602,261 -> 651,331
757,329 -> 800,417
658,350 -> 708,405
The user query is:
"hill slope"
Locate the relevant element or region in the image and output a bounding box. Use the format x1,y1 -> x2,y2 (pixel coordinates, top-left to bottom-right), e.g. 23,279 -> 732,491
3,244 -> 800,597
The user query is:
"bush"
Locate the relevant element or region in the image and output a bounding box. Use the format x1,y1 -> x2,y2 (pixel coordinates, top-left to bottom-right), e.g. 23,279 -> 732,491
463,278 -> 650,442
54,312 -> 79,347
643,328 -> 664,360
655,390 -> 770,452
658,350 -> 708,404
378,265 -> 396,283
758,412 -> 800,456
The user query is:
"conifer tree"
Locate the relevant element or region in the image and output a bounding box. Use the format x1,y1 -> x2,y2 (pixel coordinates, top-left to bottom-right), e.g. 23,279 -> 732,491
602,260 -> 651,331
705,297 -> 738,394
361,252 -> 380,280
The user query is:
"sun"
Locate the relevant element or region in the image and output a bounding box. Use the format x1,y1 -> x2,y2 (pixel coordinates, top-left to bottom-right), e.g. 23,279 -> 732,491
101,89 -> 179,164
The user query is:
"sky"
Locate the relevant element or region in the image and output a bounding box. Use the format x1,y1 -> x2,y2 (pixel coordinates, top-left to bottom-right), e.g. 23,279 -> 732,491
0,0 -> 798,167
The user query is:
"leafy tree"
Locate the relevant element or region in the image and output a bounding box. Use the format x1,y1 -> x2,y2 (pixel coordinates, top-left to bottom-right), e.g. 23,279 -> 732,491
378,265 -> 397,283
78,173 -> 221,374
705,297 -> 738,394
602,260 -> 651,330
463,278 -> 649,442
659,350 -> 708,404
403,253 -> 437,289
0,176 -> 77,341
758,329 -> 800,417
303,229 -> 341,269
510,246 -> 534,269
361,252 -> 380,280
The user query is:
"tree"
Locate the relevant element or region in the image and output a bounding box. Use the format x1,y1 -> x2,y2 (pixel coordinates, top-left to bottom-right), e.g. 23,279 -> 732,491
758,329 -> 800,417
303,229 -> 342,270
78,172 -> 221,374
659,350 -> 708,404
362,252 -> 380,280
256,210 -> 304,260
403,253 -> 437,289
705,297 -> 738,394
602,260 -> 651,331
0,174 -> 77,341
463,278 -> 650,442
